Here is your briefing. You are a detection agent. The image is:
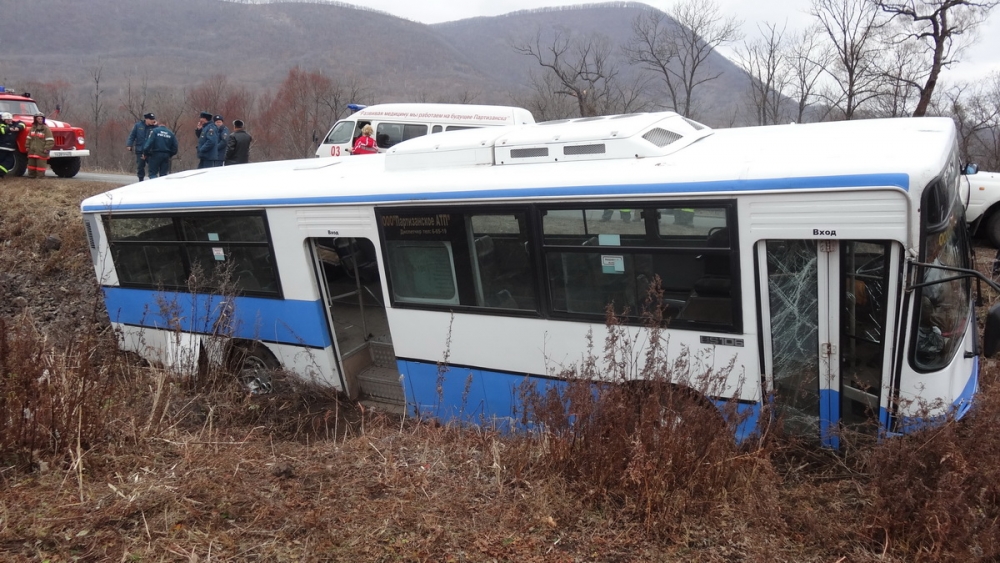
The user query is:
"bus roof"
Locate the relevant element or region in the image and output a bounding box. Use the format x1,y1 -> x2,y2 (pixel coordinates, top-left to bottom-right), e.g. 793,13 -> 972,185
82,113 -> 956,213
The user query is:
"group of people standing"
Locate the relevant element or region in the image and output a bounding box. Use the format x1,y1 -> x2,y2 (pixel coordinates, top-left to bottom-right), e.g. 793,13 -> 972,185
126,113 -> 178,181
195,112 -> 252,169
0,112 -> 53,179
126,110 -> 252,182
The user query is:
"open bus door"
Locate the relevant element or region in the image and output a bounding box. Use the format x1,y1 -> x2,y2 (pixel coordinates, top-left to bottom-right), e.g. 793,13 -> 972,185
758,239 -> 900,447
309,237 -> 404,407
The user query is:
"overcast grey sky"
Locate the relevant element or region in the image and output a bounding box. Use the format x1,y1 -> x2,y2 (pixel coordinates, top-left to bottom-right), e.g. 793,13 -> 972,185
339,0 -> 1000,83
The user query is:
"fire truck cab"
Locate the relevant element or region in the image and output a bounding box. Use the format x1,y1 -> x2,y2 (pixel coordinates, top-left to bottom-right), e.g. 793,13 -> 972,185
0,86 -> 89,178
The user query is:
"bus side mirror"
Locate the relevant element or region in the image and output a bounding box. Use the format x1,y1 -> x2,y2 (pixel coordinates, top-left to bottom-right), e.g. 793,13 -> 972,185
965,163 -> 979,175
983,303 -> 1000,357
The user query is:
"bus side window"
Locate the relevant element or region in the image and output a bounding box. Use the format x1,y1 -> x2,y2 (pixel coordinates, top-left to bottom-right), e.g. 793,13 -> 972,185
469,213 -> 536,310
541,205 -> 738,329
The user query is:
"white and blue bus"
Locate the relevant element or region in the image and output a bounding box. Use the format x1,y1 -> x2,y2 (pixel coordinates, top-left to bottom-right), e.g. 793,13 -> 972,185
82,112 -> 997,447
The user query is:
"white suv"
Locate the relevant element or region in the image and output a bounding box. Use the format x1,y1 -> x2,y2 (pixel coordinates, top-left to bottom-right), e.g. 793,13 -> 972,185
966,169 -> 1000,247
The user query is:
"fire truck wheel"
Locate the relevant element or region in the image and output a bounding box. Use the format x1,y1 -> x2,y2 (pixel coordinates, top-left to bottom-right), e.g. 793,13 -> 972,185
12,151 -> 27,177
50,157 -> 81,178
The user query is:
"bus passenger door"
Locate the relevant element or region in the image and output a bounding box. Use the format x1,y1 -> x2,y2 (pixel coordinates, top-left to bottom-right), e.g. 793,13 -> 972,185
309,237 -> 403,407
758,240 -> 894,447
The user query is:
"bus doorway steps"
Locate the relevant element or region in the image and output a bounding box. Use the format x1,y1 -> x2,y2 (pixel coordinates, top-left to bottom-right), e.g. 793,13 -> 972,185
357,365 -> 405,407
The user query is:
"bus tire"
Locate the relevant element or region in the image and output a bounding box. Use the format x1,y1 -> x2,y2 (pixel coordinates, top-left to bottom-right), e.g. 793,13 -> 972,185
230,343 -> 279,394
12,151 -> 27,177
631,381 -> 725,433
50,157 -> 81,178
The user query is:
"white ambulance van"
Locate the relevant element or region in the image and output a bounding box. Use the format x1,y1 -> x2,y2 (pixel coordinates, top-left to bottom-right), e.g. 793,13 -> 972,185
314,103 -> 535,158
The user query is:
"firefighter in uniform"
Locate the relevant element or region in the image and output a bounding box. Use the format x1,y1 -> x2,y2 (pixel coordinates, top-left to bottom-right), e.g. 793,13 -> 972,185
126,112 -> 156,181
196,111 -> 218,169
26,112 -> 53,179
0,112 -> 26,179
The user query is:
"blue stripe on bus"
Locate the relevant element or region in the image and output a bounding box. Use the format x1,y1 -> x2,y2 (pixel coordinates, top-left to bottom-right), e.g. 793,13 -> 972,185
81,173 -> 910,212
399,358 -> 761,443
102,287 -> 332,349
953,355 -> 979,420
825,357 -> 979,443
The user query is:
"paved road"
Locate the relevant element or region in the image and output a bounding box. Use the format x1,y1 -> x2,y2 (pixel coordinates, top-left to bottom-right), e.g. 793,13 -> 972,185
44,170 -> 134,184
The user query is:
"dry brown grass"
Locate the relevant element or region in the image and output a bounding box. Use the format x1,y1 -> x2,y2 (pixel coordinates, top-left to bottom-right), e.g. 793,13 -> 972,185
1,176 -> 999,561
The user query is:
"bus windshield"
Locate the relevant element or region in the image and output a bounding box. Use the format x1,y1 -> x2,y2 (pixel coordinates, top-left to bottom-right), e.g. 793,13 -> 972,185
913,181 -> 971,371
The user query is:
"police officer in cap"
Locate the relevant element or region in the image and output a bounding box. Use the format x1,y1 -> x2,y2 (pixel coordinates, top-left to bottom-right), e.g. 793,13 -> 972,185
213,115 -> 229,167
196,111 -> 219,169
127,112 -> 156,181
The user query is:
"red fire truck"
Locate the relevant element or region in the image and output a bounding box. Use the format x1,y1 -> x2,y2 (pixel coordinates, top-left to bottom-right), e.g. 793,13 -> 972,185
0,87 -> 89,178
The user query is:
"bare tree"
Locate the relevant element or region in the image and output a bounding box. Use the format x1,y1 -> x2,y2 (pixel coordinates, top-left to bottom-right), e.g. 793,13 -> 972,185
512,29 -> 627,117
120,72 -> 149,123
624,0 -> 742,118
509,70 -> 580,121
90,63 -> 107,167
787,26 -> 832,122
945,76 -> 1000,168
812,0 -> 886,119
186,74 -> 233,117
255,67 -> 371,160
871,32 -> 924,116
872,0 -> 1000,116
736,22 -> 791,125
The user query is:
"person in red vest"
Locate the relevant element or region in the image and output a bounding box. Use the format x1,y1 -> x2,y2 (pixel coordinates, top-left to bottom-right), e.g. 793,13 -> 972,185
352,124 -> 377,155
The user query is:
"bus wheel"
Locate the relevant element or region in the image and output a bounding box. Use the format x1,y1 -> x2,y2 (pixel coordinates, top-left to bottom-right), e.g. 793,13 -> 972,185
12,151 -> 27,177
633,382 -> 724,433
231,344 -> 278,394
50,157 -> 81,178
986,212 -> 1000,249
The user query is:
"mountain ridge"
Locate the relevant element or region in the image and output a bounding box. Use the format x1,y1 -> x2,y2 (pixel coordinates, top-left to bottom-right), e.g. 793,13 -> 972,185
0,0 -> 750,124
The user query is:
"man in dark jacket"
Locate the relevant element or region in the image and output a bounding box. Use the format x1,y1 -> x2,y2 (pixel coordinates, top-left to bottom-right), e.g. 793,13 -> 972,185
0,112 -> 25,179
213,115 -> 229,167
196,111 -> 218,169
126,113 -> 156,181
225,119 -> 252,165
142,120 -> 178,179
